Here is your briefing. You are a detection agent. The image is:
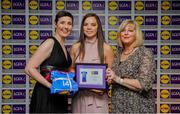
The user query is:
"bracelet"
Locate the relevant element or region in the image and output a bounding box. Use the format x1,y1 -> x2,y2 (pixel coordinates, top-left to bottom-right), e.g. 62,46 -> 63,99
115,77 -> 124,85
119,77 -> 124,85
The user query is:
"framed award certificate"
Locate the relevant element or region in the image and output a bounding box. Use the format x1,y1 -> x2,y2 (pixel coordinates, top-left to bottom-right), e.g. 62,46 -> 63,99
75,63 -> 107,89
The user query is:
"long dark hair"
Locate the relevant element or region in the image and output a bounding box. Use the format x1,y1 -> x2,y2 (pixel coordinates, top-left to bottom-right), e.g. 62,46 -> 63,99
77,13 -> 105,63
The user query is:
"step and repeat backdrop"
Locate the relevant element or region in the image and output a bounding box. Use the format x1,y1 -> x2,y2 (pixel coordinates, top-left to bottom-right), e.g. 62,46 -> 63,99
1,0 -> 180,113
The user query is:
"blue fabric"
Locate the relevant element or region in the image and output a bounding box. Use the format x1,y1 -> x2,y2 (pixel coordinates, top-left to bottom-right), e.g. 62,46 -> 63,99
50,71 -> 78,96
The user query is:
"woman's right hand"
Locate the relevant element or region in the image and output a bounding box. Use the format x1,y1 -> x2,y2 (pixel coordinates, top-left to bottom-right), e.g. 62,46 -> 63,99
106,68 -> 119,84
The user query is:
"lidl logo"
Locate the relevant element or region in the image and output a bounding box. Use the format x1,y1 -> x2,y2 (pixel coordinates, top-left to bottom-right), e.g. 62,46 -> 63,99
108,31 -> 117,40
29,0 -> 38,10
2,15 -> 11,25
135,1 -> 144,11
3,75 -> 12,84
135,16 -> 144,25
2,0 -> 11,9
161,16 -> 171,25
2,30 -> 12,40
56,1 -> 65,10
29,77 -> 37,84
160,60 -> 170,69
160,89 -> 170,98
160,104 -> 170,113
29,15 -> 38,25
108,16 -> 118,25
29,30 -> 39,40
108,1 -> 118,11
29,45 -> 38,55
2,89 -> 12,99
82,1 -> 91,10
161,1 -> 170,10
161,30 -> 170,40
2,60 -> 12,69
111,45 -> 117,54
160,74 -> 170,84
2,105 -> 12,113
161,45 -> 170,55
2,45 -> 12,55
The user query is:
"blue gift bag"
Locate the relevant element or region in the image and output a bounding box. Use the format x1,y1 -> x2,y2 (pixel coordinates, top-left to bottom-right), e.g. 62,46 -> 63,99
50,71 -> 78,95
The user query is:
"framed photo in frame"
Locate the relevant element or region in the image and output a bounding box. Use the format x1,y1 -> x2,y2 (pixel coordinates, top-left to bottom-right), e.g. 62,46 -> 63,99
75,63 -> 107,89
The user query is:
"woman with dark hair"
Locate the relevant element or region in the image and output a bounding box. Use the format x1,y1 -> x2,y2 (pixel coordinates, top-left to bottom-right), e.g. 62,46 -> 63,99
25,11 -> 73,113
70,13 -> 114,113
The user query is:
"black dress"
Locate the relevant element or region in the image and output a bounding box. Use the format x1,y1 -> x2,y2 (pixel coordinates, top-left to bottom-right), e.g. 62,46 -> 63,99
29,37 -> 72,113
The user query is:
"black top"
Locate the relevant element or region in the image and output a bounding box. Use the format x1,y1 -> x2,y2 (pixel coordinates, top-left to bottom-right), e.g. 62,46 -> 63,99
41,36 -> 72,71
30,36 -> 72,113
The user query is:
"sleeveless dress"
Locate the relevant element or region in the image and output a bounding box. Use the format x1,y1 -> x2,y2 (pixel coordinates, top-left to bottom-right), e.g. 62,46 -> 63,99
72,40 -> 109,113
29,37 -> 72,113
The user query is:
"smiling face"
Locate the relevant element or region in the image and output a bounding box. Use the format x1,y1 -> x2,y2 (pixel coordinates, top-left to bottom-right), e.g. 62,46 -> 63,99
120,24 -> 136,47
55,16 -> 73,39
83,16 -> 98,39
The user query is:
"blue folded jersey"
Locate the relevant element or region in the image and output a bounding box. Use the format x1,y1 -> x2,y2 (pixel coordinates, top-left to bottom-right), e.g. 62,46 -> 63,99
50,71 -> 78,96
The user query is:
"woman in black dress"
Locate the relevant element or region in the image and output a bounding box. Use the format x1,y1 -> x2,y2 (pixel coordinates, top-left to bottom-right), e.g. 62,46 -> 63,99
25,11 -> 73,113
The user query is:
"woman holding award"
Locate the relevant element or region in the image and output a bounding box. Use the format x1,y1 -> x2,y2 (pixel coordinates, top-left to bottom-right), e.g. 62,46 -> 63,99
25,11 -> 73,113
106,20 -> 156,113
70,13 -> 114,113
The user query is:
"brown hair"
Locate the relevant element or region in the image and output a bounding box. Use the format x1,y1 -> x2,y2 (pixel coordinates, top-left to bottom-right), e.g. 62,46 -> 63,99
77,13 -> 105,63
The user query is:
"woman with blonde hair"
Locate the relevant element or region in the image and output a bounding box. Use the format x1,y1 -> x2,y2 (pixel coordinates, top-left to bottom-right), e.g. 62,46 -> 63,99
106,19 -> 156,113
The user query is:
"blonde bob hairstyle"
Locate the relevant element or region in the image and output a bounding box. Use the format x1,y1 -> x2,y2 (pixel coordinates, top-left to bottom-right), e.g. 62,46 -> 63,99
117,19 -> 144,48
